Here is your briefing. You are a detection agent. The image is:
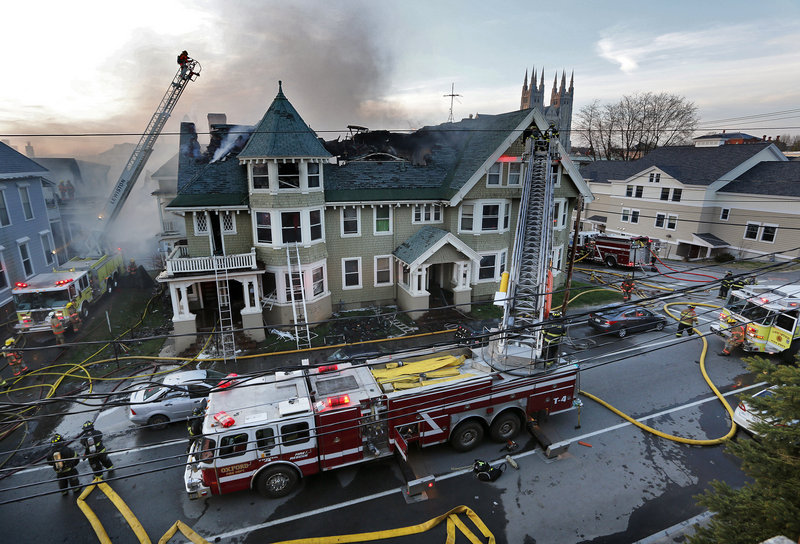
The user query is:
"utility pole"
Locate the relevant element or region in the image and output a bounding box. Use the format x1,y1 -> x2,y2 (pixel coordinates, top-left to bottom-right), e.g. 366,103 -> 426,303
444,83 -> 462,123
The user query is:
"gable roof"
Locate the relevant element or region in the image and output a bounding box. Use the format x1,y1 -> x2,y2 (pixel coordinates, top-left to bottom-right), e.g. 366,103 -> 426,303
720,161 -> 800,197
0,142 -> 48,177
393,226 -> 481,268
238,82 -> 331,159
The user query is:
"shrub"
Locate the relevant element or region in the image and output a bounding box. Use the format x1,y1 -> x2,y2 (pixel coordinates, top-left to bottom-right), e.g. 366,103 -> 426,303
713,253 -> 735,263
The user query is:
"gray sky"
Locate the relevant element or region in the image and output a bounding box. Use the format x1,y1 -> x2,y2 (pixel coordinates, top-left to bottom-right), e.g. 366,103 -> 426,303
3,0 -> 800,157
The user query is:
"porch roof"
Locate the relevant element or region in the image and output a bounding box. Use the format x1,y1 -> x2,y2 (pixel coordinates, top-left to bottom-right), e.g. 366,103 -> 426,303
393,226 -> 481,269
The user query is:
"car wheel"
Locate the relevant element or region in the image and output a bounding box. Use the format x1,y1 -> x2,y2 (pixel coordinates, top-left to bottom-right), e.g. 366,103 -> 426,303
617,328 -> 627,338
148,414 -> 169,430
489,412 -> 522,442
605,256 -> 617,268
255,466 -> 299,498
450,420 -> 484,452
654,320 -> 665,331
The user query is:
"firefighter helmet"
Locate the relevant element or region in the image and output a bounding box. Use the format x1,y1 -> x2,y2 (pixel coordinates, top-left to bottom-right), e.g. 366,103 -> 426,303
51,433 -> 63,444
66,302 -> 73,308
727,317 -> 737,325
4,338 -> 14,347
688,304 -> 696,309
550,310 -> 562,318
82,420 -> 94,431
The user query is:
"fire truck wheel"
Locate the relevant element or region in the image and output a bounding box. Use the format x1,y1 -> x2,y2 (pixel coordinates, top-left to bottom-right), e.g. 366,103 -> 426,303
256,466 -> 299,498
147,414 -> 169,430
80,304 -> 89,319
489,412 -> 522,442
604,256 -> 617,268
450,420 -> 484,452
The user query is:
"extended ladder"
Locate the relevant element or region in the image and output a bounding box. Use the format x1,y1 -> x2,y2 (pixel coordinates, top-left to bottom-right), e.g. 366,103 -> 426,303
286,245 -> 312,350
213,258 -> 236,363
504,130 -> 558,356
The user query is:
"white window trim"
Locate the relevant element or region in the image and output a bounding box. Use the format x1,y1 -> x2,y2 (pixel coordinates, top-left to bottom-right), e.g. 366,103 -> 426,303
276,162 -> 302,192
486,162 -> 502,186
720,208 -> 730,221
309,208 -> 325,243
475,250 -> 505,283
18,241 -> 33,279
621,208 -> 630,223
266,259 -> 329,304
671,188 -> 682,202
551,246 -> 564,276
507,162 -> 522,186
374,255 -> 394,287
310,263 -> 328,299
553,198 -> 568,230
458,203 -> 475,233
760,223 -> 778,244
193,211 -> 209,235
551,163 -> 561,188
460,199 -> 511,234
304,162 -> 323,192
629,208 -> 640,224
250,162 -> 272,192
340,207 -> 361,237
654,213 -> 666,229
40,230 -> 55,266
252,210 -> 273,246
19,186 -> 34,221
253,208 -> 325,248
666,214 -> 678,231
412,203 -> 443,225
0,191 -> 9,228
220,211 -> 237,235
0,251 -> 8,291
341,257 -> 362,290
743,221 -> 760,240
373,206 -> 393,236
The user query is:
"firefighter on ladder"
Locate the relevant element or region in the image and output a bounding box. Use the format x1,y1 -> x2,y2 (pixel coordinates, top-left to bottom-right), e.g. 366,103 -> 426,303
720,318 -> 745,356
66,302 -> 81,333
621,274 -> 635,302
47,434 -> 81,495
49,312 -> 66,345
676,304 -> 698,337
542,310 -> 565,367
3,338 -> 28,376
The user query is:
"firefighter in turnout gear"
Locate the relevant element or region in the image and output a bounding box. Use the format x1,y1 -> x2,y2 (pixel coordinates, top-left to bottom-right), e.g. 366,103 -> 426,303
80,421 -> 113,478
48,312 -> 66,345
620,274 -> 635,302
718,271 -> 734,299
720,318 -> 745,356
731,275 -> 746,293
47,434 -> 80,495
66,302 -> 81,333
127,258 -> 137,275
676,304 -> 699,337
3,338 -> 28,376
542,310 -> 566,366
187,401 -> 207,453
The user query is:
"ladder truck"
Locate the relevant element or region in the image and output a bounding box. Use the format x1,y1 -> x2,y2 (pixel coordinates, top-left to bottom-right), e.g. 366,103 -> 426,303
182,123 -> 578,500
12,52 -> 200,334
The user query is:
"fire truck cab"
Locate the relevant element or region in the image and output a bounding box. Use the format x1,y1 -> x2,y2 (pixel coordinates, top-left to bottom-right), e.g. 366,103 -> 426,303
579,233 -> 655,269
185,349 -> 578,499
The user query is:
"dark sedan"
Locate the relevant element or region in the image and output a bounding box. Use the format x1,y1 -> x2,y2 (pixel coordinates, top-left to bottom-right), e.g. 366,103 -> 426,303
587,305 -> 667,338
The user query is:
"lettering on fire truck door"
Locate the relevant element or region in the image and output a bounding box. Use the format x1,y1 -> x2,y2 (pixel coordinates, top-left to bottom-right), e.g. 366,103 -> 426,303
768,311 -> 798,351
317,407 -> 364,470
215,431 -> 256,494
277,418 -> 317,473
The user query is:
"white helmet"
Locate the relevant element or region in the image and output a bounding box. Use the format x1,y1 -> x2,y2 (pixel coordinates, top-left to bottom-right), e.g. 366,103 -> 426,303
47,311 -> 55,319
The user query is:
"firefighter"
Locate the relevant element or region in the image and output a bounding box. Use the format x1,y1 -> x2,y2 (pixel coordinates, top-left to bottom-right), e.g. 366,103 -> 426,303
47,434 -> 81,495
66,302 -> 82,333
49,312 -> 66,345
542,310 -> 565,366
731,275 -> 746,293
3,338 -> 28,376
80,421 -> 113,478
65,180 -> 75,200
58,181 -> 67,200
620,274 -> 635,302
676,304 -> 698,337
718,271 -> 733,299
177,50 -> 189,66
187,402 -> 206,452
720,318 -> 745,356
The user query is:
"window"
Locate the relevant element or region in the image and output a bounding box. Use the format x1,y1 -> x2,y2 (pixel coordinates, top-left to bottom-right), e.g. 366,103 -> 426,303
626,186 -> 633,197
19,242 -> 33,277
551,246 -> 564,274
655,213 -> 666,228
312,266 -> 325,296
553,199 -> 568,229
221,212 -> 236,234
630,209 -> 640,224
635,186 -> 643,198
374,207 -> 391,235
720,208 -> 730,221
281,212 -> 301,243
256,428 -> 276,450
0,192 -> 9,226
460,204 -> 474,231
278,163 -> 300,189
761,225 -> 777,243
281,422 -> 311,446
253,164 -> 270,189
307,163 -> 320,188
263,272 -> 277,299
285,272 -> 302,301
621,209 -> 630,222
649,172 -> 661,183
508,163 -> 521,185
551,163 -> 561,187
341,208 -> 360,236
19,187 -> 33,220
744,222 -> 760,240
487,163 -> 501,185
671,188 -> 682,202
219,433 -> 249,458
375,256 -> 392,286
310,210 -> 322,241
256,212 -> 272,243
193,212 -> 208,235
481,204 -> 499,231
41,232 -> 54,265
666,215 -> 678,230
342,258 -> 361,289
478,254 -> 497,280
0,255 -> 8,290
503,202 -> 511,230
660,188 -> 670,201
413,204 -> 442,224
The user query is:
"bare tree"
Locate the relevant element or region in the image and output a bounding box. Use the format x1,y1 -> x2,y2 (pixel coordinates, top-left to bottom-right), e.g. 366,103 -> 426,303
576,92 -> 698,160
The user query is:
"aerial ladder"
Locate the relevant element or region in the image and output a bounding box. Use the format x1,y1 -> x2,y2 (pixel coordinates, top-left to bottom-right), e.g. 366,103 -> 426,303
492,125 -> 559,371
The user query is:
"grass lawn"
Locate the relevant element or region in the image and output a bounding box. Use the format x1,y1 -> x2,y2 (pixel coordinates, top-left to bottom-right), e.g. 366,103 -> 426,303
553,280 -> 621,309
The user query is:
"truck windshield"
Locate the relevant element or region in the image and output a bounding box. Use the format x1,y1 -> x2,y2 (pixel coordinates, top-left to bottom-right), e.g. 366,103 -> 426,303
730,300 -> 775,325
13,290 -> 71,311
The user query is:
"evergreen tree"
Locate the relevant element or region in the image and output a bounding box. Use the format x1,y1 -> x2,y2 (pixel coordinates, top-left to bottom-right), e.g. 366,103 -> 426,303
690,357 -> 800,544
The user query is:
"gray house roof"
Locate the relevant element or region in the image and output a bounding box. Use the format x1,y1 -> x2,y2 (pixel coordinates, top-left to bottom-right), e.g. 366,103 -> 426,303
720,162 -> 800,197
0,142 -> 47,177
239,82 -> 331,159
694,232 -> 729,247
394,226 -> 450,265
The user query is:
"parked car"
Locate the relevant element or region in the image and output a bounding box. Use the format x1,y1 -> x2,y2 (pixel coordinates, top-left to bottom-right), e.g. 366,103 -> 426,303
128,369 -> 227,430
587,305 -> 667,338
732,386 -> 796,437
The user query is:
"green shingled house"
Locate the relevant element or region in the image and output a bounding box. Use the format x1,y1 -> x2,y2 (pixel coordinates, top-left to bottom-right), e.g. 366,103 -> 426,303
159,83 -> 592,351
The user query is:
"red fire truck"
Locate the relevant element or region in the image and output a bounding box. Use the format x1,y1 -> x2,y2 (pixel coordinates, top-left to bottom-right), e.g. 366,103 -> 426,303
184,349 -> 578,499
578,233 -> 655,269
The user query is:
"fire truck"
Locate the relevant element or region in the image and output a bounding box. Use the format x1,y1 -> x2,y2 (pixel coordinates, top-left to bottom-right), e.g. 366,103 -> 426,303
578,233 -> 655,269
184,351 -> 578,499
710,284 -> 800,363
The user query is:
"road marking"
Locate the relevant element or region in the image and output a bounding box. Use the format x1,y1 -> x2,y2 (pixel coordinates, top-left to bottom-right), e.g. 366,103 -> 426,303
204,382 -> 766,542
575,336 -> 677,364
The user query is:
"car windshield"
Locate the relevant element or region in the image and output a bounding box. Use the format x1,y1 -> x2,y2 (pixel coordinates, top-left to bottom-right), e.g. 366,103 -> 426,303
13,290 -> 71,311
143,385 -> 167,401
203,370 -> 228,387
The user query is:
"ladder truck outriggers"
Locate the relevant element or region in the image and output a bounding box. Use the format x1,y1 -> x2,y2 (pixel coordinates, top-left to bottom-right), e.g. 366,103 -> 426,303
184,124 -> 578,500
12,53 -> 200,334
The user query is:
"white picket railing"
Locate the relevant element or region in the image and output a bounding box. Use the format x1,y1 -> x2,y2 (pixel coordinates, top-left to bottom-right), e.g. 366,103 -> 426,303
165,247 -> 257,275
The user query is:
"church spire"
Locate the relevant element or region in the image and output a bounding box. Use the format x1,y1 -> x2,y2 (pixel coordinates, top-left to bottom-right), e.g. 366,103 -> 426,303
569,71 -> 574,92
560,71 -> 566,93
523,69 -> 528,92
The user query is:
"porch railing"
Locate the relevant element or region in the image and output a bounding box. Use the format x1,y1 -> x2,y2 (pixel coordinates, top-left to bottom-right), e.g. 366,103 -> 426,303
164,246 -> 257,276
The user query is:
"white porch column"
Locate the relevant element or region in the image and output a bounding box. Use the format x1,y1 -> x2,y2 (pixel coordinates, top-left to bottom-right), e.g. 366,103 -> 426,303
169,283 -> 181,319
179,285 -> 191,315
240,275 -> 265,343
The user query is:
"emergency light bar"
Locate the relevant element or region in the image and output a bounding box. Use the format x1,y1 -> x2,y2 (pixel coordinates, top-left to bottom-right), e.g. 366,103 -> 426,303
54,279 -> 74,286
15,282 -> 27,288
326,394 -> 350,407
317,365 -> 338,373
